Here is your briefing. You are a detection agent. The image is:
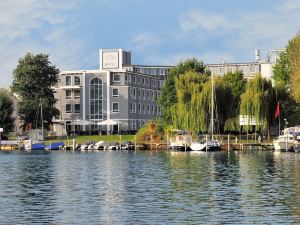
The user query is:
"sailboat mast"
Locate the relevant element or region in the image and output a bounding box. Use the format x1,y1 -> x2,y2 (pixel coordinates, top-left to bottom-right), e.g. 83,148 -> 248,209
40,98 -> 44,134
211,73 -> 214,135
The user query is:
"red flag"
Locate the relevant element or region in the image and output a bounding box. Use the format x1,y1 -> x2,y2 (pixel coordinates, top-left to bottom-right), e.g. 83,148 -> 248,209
275,102 -> 280,119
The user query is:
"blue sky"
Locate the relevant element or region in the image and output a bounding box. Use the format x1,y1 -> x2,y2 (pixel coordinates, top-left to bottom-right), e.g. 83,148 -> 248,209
1,0 -> 300,87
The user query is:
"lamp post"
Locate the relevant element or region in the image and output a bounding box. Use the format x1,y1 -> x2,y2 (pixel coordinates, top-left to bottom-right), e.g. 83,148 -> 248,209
0,128 -> 3,149
284,118 -> 288,151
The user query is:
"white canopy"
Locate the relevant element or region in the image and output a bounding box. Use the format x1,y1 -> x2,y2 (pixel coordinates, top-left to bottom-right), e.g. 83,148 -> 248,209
97,119 -> 121,126
70,120 -> 96,125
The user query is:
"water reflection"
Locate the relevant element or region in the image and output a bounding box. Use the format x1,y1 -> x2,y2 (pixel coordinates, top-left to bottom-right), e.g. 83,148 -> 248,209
0,150 -> 299,224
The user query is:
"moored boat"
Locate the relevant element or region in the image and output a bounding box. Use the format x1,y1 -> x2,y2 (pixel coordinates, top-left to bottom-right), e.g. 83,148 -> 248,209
273,134 -> 299,151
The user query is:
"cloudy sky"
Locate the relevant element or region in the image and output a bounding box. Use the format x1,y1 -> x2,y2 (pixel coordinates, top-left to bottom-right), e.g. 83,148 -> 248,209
0,0 -> 300,87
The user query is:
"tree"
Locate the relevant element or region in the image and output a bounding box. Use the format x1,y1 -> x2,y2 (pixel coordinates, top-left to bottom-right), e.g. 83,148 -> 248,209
273,51 -> 292,88
240,74 -> 276,136
0,90 -> 15,135
286,33 -> 300,102
273,33 -> 300,126
223,71 -> 246,116
158,58 -> 209,125
11,53 -> 60,130
170,71 -> 233,133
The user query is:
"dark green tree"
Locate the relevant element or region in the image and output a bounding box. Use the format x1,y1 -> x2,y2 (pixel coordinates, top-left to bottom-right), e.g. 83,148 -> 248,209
223,71 -> 246,116
0,90 -> 15,135
222,71 -> 246,132
11,53 -> 60,130
158,58 -> 209,125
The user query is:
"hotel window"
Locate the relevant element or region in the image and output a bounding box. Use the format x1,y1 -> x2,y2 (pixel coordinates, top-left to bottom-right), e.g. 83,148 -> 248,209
137,77 -> 140,84
147,104 -> 150,114
142,77 -> 145,85
142,90 -> 145,100
112,88 -> 119,97
129,88 -> 133,98
147,91 -> 150,100
66,90 -> 72,99
219,67 -> 225,74
128,75 -> 132,83
66,104 -> 72,113
129,103 -> 133,112
133,76 -> 136,84
66,76 -> 71,86
133,88 -> 136,99
74,90 -> 80,99
133,103 -> 136,113
142,104 -> 145,114
250,64 -> 256,73
112,102 -> 119,113
152,91 -> 155,101
138,103 -> 141,113
90,77 -> 103,120
146,78 -> 149,86
125,75 -> 128,82
113,74 -> 120,82
74,104 -> 80,113
151,105 -> 154,114
74,76 -> 80,85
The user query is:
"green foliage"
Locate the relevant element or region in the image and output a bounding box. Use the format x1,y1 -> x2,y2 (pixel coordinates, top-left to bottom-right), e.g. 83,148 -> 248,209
0,90 -> 15,135
286,33 -> 300,102
240,74 -> 276,133
158,58 -> 209,124
136,120 -> 165,142
223,71 -> 246,116
170,72 -> 233,133
273,51 -> 292,88
11,53 -> 60,130
224,117 -> 240,132
272,32 -> 300,124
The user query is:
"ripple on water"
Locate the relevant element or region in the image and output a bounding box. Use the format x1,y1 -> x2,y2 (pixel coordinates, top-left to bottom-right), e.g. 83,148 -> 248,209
0,150 -> 300,224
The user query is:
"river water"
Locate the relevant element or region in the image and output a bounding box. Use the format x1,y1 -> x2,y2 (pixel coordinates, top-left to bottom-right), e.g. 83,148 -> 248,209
0,150 -> 300,224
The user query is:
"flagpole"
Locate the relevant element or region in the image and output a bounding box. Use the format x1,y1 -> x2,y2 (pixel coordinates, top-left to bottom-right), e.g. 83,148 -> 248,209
278,102 -> 280,135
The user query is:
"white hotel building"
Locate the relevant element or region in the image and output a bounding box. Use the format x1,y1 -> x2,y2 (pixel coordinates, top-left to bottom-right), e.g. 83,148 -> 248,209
53,49 -> 171,135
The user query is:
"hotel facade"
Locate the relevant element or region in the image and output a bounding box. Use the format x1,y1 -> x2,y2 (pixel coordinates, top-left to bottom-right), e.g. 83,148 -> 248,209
53,49 -> 171,135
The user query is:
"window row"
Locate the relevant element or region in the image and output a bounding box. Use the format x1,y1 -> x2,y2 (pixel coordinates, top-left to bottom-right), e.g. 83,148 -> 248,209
129,120 -> 147,130
129,103 -> 161,115
115,73 -> 162,88
65,104 -> 81,113
66,90 -> 80,99
129,88 -> 160,101
65,76 -> 81,86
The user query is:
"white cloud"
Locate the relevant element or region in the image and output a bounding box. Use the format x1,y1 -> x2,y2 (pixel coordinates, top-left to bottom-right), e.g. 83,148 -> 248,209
176,4 -> 300,64
0,0 -> 94,87
130,32 -> 161,52
280,0 -> 300,11
180,10 -> 231,32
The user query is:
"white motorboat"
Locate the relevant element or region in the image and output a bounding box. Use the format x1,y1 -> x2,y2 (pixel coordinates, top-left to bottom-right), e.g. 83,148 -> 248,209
94,141 -> 108,150
169,131 -> 192,150
190,139 -> 221,151
273,134 -> 299,151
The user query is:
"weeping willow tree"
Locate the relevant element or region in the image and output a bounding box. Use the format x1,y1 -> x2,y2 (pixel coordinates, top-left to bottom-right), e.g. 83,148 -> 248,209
170,71 -> 233,133
240,74 -> 276,135
170,71 -> 207,132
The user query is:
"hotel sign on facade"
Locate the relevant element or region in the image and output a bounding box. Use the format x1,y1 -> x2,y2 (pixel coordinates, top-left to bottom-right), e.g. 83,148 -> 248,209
102,50 -> 119,69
